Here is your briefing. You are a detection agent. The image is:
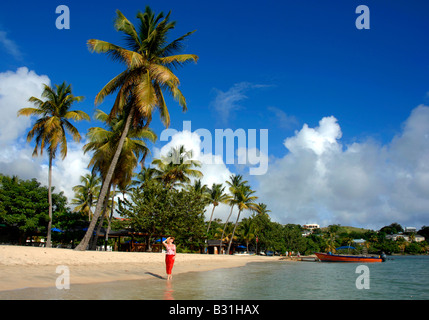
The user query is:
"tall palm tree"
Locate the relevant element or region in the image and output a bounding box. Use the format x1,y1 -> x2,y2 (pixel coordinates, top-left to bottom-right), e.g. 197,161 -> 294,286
71,173 -> 101,221
152,145 -> 203,189
75,7 -> 197,250
219,174 -> 248,252
17,82 -> 89,247
226,184 -> 259,254
206,183 -> 230,235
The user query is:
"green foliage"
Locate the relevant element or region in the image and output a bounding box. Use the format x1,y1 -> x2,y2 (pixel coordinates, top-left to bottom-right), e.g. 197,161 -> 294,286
0,174 -> 70,243
379,222 -> 404,235
117,180 -> 206,251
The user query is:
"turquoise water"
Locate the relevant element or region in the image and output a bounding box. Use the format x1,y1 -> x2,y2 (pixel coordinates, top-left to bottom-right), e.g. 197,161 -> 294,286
1,255 -> 428,300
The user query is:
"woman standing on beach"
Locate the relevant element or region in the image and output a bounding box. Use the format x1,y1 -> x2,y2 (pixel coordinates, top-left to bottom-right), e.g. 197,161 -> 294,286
162,237 -> 176,280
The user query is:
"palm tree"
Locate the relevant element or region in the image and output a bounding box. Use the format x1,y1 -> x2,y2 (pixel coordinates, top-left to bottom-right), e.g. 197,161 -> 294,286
185,179 -> 208,196
226,184 -> 259,254
75,7 -> 197,250
206,183 -> 230,235
132,167 -> 158,189
83,108 -> 156,249
256,203 -> 271,216
252,202 -> 270,253
219,174 -> 248,253
17,82 -> 89,247
238,218 -> 255,253
85,109 -> 156,187
152,145 -> 203,189
71,173 -> 101,221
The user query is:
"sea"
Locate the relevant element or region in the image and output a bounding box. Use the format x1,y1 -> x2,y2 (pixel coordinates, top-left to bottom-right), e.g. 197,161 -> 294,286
1,255 -> 428,300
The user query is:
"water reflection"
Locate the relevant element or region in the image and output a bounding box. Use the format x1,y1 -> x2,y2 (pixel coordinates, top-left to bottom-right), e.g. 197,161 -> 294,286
164,280 -> 174,300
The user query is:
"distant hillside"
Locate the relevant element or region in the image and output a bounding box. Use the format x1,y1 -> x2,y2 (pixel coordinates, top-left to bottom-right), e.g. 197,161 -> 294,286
320,226 -> 371,235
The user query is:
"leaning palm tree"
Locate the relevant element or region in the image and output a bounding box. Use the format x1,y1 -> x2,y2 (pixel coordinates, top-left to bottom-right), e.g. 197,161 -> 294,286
206,183 -> 231,235
152,145 -> 203,189
83,108 -> 156,249
226,184 -> 259,255
219,174 -> 248,252
75,7 -> 197,250
85,109 -> 156,188
17,82 -> 89,247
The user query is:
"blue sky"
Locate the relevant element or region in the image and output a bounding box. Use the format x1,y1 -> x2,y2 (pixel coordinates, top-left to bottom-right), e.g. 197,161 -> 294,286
1,0 -> 429,229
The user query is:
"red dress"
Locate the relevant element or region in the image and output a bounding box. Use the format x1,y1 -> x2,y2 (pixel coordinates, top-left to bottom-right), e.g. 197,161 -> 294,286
165,244 -> 176,275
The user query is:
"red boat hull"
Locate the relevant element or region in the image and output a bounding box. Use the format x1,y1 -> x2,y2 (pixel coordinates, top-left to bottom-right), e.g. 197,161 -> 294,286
315,252 -> 383,263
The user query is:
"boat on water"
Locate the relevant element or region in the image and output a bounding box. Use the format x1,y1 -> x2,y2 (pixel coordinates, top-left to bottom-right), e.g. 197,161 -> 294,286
315,252 -> 386,263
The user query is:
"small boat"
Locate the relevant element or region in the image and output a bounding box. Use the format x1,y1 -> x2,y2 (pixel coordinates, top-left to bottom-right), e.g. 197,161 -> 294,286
315,252 -> 386,263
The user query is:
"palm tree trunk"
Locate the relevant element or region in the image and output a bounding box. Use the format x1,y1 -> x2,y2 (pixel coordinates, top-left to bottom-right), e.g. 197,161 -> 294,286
46,153 -> 53,248
227,209 -> 242,255
227,210 -> 241,254
206,205 -> 216,235
89,183 -> 111,250
75,106 -> 134,251
220,205 -> 234,254
105,185 -> 116,251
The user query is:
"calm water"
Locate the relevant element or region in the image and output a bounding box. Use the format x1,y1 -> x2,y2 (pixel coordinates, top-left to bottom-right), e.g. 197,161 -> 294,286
1,255 -> 428,300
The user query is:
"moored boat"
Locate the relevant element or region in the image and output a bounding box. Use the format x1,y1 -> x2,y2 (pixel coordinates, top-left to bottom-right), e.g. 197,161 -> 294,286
315,252 -> 386,263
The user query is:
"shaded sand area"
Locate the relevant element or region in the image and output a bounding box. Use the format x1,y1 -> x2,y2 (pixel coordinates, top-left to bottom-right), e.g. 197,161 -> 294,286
0,245 -> 279,292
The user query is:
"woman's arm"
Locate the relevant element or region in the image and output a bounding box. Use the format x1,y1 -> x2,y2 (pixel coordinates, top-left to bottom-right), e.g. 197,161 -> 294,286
162,237 -> 169,248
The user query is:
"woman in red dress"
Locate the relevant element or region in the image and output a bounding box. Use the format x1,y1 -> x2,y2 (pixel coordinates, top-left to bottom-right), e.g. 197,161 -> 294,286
162,237 -> 176,280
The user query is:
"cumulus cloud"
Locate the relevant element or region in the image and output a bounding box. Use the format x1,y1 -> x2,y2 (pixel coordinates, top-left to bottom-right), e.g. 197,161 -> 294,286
0,68 -> 91,202
154,129 -> 238,221
0,67 -> 50,145
256,105 -> 429,230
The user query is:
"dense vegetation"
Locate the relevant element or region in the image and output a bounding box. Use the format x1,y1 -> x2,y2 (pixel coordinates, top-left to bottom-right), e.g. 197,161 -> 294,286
1,173 -> 428,255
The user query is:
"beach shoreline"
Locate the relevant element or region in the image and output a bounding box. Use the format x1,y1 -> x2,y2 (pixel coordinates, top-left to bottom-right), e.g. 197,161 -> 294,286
0,245 -> 280,292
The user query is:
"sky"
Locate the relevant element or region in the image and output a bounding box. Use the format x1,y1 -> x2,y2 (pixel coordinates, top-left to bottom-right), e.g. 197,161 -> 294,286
0,0 -> 428,230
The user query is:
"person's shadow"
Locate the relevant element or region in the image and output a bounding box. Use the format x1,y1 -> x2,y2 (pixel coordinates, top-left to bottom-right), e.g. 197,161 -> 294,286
145,272 -> 165,280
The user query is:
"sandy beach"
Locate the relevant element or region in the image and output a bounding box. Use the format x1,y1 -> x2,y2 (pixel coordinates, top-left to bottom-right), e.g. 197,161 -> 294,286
0,245 -> 279,292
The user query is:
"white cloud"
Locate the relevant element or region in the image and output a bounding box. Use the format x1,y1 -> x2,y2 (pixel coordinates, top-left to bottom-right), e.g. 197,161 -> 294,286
211,82 -> 270,124
0,30 -> 22,60
0,67 -> 50,145
154,129 -> 233,187
267,106 -> 299,129
153,129 -> 237,221
256,105 -> 429,230
0,68 -> 91,202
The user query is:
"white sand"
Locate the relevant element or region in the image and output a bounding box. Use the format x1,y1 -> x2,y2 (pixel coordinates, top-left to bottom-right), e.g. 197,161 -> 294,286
0,245 -> 279,291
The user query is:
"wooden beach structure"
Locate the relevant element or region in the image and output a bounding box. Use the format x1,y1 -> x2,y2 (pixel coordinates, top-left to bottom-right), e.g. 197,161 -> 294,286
106,230 -> 169,252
